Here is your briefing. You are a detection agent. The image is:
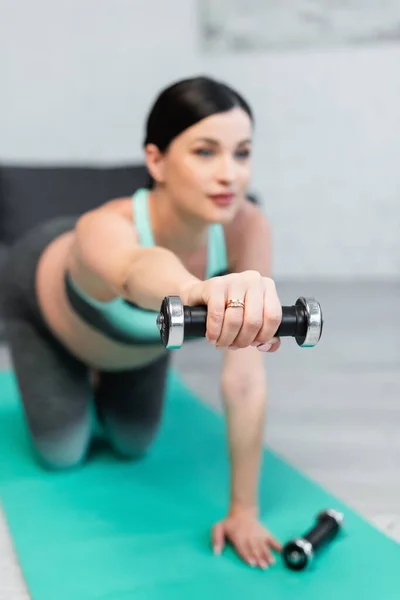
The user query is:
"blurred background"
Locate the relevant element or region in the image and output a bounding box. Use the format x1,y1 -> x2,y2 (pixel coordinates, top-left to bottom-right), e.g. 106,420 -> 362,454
0,1 -> 399,595
1,0 -> 400,279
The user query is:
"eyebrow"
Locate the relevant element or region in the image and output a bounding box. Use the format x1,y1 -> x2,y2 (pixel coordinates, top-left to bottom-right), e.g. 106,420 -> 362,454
193,137 -> 252,146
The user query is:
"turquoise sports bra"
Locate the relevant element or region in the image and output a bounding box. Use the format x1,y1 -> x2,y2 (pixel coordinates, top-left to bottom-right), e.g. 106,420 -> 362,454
65,188 -> 229,345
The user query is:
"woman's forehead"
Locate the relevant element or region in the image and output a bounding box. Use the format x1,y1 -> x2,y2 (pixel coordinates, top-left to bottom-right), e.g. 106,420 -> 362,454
182,109 -> 252,143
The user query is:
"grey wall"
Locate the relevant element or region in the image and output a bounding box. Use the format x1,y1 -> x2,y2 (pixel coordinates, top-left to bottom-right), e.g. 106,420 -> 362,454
1,0 -> 399,279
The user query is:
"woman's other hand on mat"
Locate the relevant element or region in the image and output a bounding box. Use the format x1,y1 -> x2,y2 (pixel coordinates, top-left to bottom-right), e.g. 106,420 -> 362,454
180,271 -> 282,351
211,507 -> 282,569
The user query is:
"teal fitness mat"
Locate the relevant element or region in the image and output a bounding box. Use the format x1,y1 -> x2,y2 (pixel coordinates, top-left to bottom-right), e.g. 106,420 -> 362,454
0,368 -> 399,599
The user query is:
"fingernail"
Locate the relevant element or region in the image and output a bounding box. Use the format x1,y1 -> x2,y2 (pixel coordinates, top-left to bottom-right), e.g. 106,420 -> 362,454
228,346 -> 239,351
208,338 -> 216,346
249,559 -> 256,567
257,343 -> 272,352
260,561 -> 268,570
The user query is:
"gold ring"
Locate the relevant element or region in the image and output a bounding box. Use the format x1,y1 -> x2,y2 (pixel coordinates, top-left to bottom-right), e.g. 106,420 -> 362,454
226,298 -> 245,309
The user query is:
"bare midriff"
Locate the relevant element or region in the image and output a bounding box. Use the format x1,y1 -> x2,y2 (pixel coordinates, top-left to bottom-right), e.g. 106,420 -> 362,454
35,231 -> 167,372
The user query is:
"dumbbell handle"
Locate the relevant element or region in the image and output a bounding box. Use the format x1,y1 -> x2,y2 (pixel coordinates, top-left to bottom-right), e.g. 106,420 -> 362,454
303,512 -> 342,550
157,296 -> 323,349
184,305 -> 312,340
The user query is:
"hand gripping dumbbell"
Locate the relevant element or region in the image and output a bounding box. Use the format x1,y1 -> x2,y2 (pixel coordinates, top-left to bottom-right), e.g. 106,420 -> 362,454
282,509 -> 344,571
156,296 -> 323,349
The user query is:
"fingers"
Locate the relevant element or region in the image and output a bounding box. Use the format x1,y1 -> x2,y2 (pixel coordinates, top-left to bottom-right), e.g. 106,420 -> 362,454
231,537 -> 278,570
204,279 -> 227,344
267,338 -> 281,353
227,527 -> 280,569
229,278 -> 264,348
260,541 -> 276,567
233,537 -> 256,567
253,278 -> 282,348
248,539 -> 266,569
211,522 -> 226,555
267,535 -> 283,553
248,538 -> 277,569
216,275 -> 249,347
217,271 -> 264,348
212,518 -> 281,570
204,271 -> 282,350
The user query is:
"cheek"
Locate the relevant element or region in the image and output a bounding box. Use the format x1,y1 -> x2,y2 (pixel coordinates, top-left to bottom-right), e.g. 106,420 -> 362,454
171,155 -> 209,189
237,163 -> 251,188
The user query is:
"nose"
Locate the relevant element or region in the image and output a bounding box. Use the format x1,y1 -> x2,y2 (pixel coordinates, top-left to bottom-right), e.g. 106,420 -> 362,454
216,156 -> 235,184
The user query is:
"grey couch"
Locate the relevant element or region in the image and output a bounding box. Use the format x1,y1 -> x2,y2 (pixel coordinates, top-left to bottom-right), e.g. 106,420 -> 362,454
0,163 -> 149,337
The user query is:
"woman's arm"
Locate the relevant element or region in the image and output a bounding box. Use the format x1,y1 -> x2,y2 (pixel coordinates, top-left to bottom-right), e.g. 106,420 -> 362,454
72,205 -> 200,311
221,200 -> 276,514
221,346 -> 268,514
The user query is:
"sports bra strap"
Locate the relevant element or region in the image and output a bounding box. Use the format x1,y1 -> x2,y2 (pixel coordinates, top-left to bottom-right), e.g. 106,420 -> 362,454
207,223 -> 228,278
132,188 -> 155,247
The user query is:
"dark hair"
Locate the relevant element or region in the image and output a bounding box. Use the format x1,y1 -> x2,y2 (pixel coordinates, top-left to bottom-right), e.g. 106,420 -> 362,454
143,76 -> 254,187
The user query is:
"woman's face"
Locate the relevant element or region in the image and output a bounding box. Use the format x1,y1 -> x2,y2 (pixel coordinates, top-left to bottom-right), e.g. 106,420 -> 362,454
147,107 -> 253,224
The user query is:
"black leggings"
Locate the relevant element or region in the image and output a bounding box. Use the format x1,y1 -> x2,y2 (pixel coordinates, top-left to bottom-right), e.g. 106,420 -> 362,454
1,217 -> 170,470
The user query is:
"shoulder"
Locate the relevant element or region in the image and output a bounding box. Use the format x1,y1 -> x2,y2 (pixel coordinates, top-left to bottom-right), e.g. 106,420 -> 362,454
94,196 -> 134,220
73,195 -> 138,244
223,197 -> 272,275
75,196 -> 137,232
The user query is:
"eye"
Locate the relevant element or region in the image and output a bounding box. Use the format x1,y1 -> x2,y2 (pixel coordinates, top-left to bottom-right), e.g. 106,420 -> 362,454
235,149 -> 251,159
194,148 -> 214,157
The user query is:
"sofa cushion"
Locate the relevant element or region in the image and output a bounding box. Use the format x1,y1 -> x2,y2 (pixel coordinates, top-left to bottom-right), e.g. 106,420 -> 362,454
0,242 -> 9,326
0,164 -> 149,244
0,243 -> 8,285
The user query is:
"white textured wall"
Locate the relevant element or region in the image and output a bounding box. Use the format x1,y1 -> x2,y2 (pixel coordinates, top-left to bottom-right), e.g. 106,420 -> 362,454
0,0 -> 399,279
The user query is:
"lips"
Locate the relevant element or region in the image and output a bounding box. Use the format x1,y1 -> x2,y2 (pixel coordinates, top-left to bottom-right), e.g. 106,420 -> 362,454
209,193 -> 235,206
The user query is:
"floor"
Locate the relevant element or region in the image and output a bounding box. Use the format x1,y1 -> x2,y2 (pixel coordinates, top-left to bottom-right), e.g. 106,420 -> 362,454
0,280 -> 399,598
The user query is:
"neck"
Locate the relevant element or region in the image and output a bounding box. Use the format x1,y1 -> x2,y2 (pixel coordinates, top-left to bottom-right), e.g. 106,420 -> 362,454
147,187 -> 209,257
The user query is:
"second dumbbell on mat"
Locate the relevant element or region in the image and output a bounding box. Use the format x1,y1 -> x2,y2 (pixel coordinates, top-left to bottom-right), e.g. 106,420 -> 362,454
282,509 -> 344,571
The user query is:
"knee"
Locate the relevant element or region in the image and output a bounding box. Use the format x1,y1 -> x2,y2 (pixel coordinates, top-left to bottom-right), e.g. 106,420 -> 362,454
106,422 -> 159,460
35,448 -> 87,471
31,426 -> 91,471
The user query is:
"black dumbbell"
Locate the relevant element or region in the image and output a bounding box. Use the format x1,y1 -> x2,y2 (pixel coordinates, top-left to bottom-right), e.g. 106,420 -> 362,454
156,296 -> 323,349
282,509 -> 344,571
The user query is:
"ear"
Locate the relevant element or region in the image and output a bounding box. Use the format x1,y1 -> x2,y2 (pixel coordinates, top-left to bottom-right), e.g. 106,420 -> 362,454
145,144 -> 166,185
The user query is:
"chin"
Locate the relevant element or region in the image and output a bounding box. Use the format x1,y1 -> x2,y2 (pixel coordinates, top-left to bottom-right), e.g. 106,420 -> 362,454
207,202 -> 238,224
